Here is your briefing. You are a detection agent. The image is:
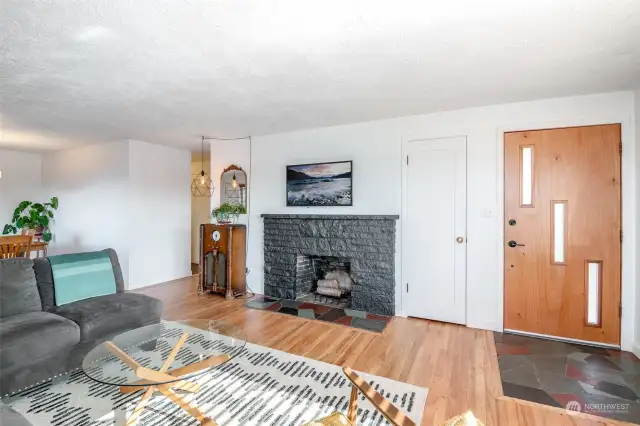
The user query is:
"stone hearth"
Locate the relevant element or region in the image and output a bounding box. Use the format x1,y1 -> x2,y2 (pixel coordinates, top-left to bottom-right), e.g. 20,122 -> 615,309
262,214 -> 398,315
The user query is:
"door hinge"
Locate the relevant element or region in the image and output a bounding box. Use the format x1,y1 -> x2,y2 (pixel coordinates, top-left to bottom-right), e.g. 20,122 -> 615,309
619,142 -> 622,155
619,305 -> 622,318
620,230 -> 623,243
406,283 -> 409,292
406,156 -> 409,165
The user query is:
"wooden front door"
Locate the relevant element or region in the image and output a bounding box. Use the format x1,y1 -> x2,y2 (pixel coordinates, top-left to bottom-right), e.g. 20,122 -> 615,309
504,124 -> 621,345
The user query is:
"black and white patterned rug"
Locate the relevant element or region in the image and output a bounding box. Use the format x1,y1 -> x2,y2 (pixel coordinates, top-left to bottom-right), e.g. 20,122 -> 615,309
3,321 -> 428,425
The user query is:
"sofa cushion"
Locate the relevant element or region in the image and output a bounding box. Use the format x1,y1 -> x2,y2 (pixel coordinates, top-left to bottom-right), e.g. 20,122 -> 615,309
33,248 -> 126,311
51,293 -> 163,342
32,257 -> 55,310
0,311 -> 80,370
0,259 -> 42,318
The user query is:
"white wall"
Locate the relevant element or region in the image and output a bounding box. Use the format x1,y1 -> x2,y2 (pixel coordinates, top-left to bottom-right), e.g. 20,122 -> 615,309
213,91 -> 637,350
128,140 -> 191,289
635,88 -> 640,358
0,149 -> 42,232
191,158 -> 211,263
42,140 -> 192,290
42,141 -> 132,283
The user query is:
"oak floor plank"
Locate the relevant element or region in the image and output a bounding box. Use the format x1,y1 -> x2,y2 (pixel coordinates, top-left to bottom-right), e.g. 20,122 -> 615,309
332,331 -> 376,367
274,321 -> 336,356
306,328 -> 359,362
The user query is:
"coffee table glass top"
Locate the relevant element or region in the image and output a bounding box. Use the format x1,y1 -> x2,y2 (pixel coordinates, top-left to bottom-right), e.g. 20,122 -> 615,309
82,320 -> 246,387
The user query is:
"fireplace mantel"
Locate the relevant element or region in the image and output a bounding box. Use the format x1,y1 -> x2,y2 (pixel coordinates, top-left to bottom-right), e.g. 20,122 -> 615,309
261,214 -> 399,220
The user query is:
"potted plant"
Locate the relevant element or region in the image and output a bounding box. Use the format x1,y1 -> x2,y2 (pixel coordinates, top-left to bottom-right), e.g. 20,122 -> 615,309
212,202 -> 246,224
2,197 -> 59,242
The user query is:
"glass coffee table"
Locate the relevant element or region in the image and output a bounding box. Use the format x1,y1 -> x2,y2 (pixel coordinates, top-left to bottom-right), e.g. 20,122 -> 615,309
82,320 -> 246,426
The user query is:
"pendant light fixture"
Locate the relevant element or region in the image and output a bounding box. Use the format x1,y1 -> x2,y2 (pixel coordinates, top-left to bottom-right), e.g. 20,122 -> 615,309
232,172 -> 238,189
191,136 -> 215,197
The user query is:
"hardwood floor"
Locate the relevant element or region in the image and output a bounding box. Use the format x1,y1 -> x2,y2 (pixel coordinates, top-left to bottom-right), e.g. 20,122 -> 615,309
135,276 -> 635,426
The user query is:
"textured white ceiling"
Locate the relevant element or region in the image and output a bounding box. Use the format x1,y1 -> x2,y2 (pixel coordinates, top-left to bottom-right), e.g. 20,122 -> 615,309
1,0 -> 639,152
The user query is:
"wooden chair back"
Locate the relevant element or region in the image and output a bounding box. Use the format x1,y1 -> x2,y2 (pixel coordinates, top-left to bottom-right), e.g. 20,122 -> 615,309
343,366 -> 417,426
0,235 -> 32,259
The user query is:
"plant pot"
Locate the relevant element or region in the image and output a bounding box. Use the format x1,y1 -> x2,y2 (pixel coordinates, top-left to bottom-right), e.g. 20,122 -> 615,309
22,227 -> 45,241
215,212 -> 239,224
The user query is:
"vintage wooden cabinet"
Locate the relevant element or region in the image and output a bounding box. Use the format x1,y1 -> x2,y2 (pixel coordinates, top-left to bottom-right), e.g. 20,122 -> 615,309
198,224 -> 247,298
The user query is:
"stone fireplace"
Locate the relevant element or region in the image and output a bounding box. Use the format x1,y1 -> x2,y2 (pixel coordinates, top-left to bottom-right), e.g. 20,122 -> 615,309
262,214 -> 398,316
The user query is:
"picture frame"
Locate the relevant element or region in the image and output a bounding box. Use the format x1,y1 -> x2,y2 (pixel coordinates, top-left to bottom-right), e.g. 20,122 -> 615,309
286,160 -> 353,207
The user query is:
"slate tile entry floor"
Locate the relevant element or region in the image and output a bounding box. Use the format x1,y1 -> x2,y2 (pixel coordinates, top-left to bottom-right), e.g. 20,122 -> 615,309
495,332 -> 640,423
245,296 -> 392,333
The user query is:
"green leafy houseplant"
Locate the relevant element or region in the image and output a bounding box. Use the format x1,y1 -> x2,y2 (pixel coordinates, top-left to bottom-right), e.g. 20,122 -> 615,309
212,202 -> 246,224
2,197 -> 59,242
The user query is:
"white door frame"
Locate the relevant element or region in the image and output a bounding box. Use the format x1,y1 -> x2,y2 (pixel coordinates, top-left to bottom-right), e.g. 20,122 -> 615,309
497,118 -> 635,351
400,135 -> 468,323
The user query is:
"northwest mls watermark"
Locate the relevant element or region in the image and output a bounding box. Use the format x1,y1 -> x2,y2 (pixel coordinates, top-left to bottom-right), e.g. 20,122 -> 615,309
566,401 -> 630,415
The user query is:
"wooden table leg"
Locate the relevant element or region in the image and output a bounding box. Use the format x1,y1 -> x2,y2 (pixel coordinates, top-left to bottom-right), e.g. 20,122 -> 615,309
160,333 -> 189,373
157,385 -> 217,426
125,386 -> 156,426
105,335 -> 226,426
122,353 -> 230,392
120,380 -> 200,394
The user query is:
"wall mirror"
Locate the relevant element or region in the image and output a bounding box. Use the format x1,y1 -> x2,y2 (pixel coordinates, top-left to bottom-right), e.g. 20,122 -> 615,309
220,165 -> 247,208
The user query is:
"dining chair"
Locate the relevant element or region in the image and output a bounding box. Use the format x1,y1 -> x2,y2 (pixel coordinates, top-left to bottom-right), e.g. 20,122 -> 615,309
303,366 -> 417,426
0,235 -> 32,259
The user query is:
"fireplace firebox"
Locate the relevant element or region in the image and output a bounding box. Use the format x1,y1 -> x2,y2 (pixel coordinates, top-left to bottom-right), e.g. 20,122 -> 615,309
295,255 -> 352,309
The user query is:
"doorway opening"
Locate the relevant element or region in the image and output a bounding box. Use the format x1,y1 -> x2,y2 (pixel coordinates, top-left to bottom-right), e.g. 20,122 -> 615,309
191,149 -> 211,275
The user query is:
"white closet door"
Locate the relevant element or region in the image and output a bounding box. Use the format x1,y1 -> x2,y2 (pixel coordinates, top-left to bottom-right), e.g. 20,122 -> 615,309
405,136 -> 467,324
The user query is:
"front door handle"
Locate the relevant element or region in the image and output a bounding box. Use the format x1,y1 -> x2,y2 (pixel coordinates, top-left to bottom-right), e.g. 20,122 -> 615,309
508,240 -> 525,248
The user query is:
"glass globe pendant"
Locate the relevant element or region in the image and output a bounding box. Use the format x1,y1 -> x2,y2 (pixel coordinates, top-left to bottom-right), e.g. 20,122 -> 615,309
191,136 -> 215,197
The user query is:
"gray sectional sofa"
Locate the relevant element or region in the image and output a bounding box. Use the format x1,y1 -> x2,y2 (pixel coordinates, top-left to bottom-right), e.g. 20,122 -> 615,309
0,249 -> 163,397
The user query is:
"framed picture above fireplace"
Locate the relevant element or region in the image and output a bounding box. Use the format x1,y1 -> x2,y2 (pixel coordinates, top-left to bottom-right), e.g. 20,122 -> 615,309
286,160 -> 353,206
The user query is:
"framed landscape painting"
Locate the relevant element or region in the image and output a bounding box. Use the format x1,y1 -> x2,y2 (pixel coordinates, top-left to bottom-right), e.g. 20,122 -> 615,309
286,160 -> 353,206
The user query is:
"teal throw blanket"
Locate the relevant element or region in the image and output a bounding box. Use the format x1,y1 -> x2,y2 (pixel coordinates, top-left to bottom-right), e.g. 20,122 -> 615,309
49,251 -> 117,306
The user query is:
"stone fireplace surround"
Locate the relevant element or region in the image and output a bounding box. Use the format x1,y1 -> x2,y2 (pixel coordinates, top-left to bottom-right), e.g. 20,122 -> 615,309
262,214 -> 398,316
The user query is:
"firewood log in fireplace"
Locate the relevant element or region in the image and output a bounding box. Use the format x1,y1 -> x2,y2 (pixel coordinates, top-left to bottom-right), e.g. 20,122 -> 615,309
316,279 -> 342,297
317,279 -> 340,289
316,287 -> 342,298
325,270 -> 352,293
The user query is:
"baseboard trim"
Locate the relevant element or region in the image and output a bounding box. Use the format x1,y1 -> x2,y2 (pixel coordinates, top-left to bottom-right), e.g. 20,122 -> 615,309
504,329 -> 620,349
127,274 -> 194,292
633,342 -> 640,358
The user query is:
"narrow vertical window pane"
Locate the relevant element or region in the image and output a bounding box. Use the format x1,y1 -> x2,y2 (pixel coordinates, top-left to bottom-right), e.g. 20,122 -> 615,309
521,146 -> 533,206
553,202 -> 565,263
587,262 -> 601,326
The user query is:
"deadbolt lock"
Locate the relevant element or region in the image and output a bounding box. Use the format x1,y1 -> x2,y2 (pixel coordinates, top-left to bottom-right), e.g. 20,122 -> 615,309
456,237 -> 464,243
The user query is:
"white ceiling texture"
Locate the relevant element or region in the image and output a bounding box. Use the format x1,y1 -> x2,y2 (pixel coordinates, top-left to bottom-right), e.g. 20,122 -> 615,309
1,0 -> 639,152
